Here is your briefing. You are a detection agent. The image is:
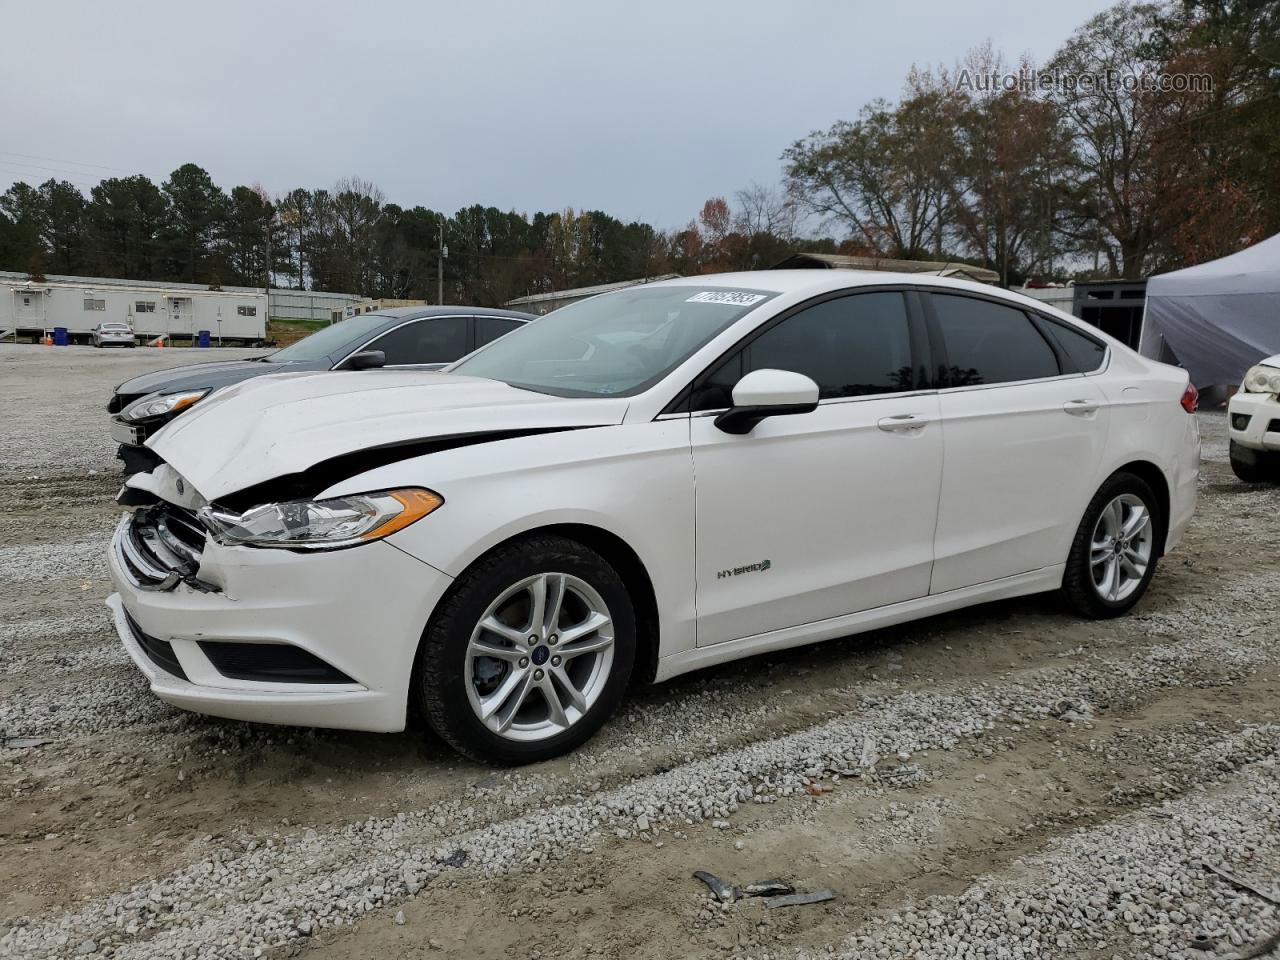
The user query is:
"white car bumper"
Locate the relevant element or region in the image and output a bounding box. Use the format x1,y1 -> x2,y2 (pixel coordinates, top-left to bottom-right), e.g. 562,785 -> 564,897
107,513 -> 453,732
1228,391 -> 1280,452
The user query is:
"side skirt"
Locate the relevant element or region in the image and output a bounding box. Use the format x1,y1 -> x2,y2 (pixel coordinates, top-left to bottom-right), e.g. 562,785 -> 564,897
653,564 -> 1065,683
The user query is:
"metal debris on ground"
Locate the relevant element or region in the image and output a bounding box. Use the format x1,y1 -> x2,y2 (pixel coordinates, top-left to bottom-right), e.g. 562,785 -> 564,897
740,880 -> 793,897
692,870 -> 738,903
763,888 -> 838,909
692,870 -> 832,907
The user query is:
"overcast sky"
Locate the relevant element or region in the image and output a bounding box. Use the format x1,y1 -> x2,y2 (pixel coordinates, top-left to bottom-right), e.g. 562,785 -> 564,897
1,0 -> 1115,230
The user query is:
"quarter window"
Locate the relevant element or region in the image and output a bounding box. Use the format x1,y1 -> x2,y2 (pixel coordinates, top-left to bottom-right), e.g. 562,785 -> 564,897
930,294 -> 1060,386
368,317 -> 470,365
1040,316 -> 1107,373
691,292 -> 914,410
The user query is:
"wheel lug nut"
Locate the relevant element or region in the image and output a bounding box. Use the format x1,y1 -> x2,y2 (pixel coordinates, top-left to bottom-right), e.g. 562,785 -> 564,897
518,657 -> 529,668
533,668 -> 544,680
548,634 -> 558,645
551,655 -> 561,667
527,635 -> 538,646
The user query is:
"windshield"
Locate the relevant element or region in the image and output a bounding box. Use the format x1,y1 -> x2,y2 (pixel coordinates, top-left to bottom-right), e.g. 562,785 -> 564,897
267,313 -> 392,363
451,286 -> 776,397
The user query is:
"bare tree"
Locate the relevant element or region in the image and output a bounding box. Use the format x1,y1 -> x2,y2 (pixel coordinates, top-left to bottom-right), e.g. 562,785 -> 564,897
1045,3 -> 1168,277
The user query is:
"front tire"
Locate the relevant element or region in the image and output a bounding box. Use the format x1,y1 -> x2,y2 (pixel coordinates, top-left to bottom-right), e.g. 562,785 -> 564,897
1230,440 -> 1279,483
416,535 -> 636,764
1061,472 -> 1161,619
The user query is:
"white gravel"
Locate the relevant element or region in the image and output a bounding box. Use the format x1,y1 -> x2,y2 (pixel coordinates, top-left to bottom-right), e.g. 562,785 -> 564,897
797,732 -> 1280,960
3,569 -> 1277,959
0,344 -> 262,480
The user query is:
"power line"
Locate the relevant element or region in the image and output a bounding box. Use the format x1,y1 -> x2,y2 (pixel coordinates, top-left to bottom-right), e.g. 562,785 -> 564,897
0,150 -> 136,175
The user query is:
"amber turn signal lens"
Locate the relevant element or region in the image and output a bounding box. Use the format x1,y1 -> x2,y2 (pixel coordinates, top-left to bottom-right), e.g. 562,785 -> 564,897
361,488 -> 444,540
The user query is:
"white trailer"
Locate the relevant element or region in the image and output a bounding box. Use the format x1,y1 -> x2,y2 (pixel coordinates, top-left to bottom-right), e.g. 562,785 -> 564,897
1,273 -> 268,344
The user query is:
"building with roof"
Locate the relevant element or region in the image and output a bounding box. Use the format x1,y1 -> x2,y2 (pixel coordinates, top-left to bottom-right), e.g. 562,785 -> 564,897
770,252 -> 999,285
0,270 -> 365,344
505,274 -> 681,315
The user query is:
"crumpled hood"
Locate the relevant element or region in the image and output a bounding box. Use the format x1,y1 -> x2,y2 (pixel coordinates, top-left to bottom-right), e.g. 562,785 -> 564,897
148,370 -> 630,500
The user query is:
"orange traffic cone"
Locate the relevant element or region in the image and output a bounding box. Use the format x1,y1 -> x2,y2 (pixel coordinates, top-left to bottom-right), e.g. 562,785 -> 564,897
44,335 -> 52,346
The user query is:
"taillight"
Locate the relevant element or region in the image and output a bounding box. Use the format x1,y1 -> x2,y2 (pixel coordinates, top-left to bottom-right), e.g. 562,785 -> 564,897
1180,383 -> 1199,413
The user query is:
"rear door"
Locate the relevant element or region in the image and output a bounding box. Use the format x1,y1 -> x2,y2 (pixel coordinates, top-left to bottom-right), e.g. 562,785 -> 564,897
688,289 -> 943,646
475,316 -> 525,348
926,292 -> 1109,593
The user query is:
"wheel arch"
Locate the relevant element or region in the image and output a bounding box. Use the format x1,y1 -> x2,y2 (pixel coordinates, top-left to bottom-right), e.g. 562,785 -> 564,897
421,522 -> 662,689
1109,460 -> 1171,556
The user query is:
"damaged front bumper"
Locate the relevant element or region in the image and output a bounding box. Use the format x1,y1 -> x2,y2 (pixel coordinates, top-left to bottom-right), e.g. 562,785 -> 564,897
107,493 -> 455,733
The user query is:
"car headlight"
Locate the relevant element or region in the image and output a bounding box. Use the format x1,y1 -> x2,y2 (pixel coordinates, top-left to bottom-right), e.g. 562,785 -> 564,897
1242,365 -> 1280,395
197,488 -> 443,550
121,390 -> 209,422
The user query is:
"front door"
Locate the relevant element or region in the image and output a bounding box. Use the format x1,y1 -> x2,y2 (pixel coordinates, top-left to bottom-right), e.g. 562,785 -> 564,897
15,290 -> 44,326
689,290 -> 943,646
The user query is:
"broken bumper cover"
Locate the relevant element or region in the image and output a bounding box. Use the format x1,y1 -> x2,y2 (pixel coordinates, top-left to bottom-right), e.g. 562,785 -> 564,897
107,517 -> 453,732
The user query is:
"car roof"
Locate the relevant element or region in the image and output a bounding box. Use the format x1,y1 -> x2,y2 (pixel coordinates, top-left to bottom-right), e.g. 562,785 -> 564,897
364,305 -> 534,322
640,269 -> 1089,324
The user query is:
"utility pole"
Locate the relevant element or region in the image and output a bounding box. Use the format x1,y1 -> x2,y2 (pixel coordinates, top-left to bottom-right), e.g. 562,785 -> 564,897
437,217 -> 445,305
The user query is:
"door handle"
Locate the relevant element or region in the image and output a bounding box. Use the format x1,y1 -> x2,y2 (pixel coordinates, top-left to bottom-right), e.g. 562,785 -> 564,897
877,414 -> 931,433
1062,399 -> 1100,416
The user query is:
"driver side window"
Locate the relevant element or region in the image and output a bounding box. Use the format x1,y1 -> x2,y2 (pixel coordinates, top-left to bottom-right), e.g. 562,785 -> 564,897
690,292 -> 915,411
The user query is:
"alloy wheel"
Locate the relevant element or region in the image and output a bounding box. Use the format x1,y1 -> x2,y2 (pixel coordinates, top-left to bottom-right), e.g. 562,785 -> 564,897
1089,493 -> 1154,603
464,572 -> 615,742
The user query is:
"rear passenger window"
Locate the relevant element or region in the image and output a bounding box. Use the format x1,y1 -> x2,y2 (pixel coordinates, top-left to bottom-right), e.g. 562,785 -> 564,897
1041,316 -> 1107,373
476,316 -> 523,347
931,295 -> 1060,386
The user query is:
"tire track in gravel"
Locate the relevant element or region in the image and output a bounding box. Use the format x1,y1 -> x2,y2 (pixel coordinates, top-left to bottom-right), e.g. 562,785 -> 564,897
4,585 -> 1277,960
793,734 -> 1280,960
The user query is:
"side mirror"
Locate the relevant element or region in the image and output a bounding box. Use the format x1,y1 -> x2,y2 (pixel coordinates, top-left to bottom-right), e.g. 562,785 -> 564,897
714,369 -> 819,435
346,350 -> 386,370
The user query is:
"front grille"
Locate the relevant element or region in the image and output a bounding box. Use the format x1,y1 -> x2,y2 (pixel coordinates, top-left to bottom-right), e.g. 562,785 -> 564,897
1232,413 -> 1252,431
116,503 -> 210,592
125,611 -> 189,680
199,642 -> 355,684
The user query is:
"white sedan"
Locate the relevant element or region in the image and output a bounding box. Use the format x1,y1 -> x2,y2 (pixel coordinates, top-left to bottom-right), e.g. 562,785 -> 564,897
92,322 -> 136,347
1227,354 -> 1280,483
106,271 -> 1200,763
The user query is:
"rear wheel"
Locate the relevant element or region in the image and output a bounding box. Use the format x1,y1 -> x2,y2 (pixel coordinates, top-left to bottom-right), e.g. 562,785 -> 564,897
1230,440 -> 1279,483
1061,472 -> 1160,619
416,535 -> 636,764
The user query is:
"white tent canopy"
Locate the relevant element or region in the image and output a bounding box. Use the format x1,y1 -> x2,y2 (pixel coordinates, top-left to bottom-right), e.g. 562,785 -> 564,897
1140,233 -> 1280,389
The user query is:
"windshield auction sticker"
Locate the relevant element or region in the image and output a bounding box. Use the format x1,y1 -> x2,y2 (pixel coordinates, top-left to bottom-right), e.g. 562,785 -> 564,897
686,291 -> 767,307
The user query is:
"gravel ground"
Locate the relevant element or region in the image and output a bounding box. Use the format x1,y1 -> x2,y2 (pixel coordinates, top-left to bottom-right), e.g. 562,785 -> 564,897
0,346 -> 1277,960
0,343 -> 263,480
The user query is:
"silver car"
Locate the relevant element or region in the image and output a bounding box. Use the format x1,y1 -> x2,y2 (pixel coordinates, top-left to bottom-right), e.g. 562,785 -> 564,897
92,322 -> 136,348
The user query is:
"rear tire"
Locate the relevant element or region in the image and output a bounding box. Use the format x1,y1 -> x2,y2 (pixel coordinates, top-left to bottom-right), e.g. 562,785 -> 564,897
1230,440 -> 1279,483
1061,471 -> 1161,619
415,535 -> 636,764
